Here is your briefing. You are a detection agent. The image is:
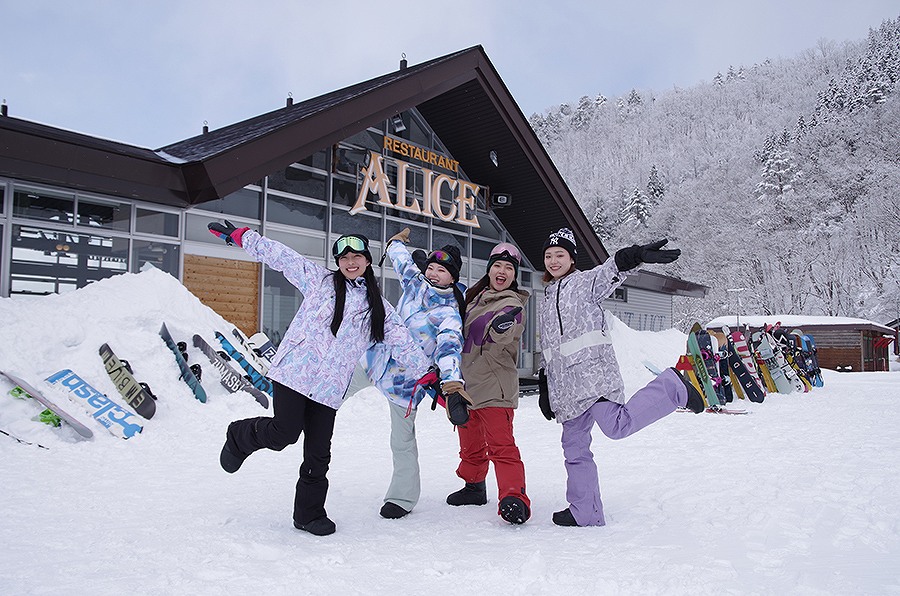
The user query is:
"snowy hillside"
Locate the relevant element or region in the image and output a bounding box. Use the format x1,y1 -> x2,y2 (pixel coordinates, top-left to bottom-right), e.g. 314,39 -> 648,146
1,268 -> 899,594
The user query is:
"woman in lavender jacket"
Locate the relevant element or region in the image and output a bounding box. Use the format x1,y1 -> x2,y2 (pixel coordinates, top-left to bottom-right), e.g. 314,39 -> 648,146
208,221 -> 429,537
537,228 -> 704,528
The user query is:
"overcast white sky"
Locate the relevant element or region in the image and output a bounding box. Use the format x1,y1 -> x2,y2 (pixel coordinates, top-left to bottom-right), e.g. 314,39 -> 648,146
2,0 -> 898,149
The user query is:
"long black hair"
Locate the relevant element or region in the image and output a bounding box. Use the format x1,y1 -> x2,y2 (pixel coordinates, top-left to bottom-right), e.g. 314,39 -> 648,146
330,265 -> 386,343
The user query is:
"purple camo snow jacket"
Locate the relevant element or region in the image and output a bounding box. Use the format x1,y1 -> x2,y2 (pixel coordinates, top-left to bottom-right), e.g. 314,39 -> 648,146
242,231 -> 429,410
537,257 -> 633,423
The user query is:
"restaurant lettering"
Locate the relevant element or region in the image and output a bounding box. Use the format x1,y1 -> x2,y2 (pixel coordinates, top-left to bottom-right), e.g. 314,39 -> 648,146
350,151 -> 481,228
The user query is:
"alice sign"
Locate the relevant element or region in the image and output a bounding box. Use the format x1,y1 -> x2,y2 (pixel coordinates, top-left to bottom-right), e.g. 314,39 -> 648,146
350,150 -> 482,228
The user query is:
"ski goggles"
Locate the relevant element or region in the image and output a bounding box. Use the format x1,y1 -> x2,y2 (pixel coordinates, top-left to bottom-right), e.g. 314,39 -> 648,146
332,235 -> 369,258
427,249 -> 455,265
489,242 -> 521,264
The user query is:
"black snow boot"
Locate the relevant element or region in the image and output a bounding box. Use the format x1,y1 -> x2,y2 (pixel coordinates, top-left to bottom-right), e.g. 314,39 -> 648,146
671,367 -> 705,414
498,496 -> 530,525
219,419 -> 260,473
446,481 -> 487,506
379,502 -> 410,519
294,516 -> 336,536
552,507 -> 579,527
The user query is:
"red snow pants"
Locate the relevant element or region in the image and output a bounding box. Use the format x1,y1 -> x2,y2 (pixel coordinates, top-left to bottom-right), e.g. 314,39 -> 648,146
454,407 -> 530,508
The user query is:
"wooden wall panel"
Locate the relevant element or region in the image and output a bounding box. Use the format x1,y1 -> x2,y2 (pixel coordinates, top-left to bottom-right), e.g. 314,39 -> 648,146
183,254 -> 259,336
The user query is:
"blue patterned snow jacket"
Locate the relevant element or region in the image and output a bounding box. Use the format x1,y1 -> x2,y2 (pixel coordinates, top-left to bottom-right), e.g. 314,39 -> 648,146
241,231 -> 429,410
363,240 -> 464,411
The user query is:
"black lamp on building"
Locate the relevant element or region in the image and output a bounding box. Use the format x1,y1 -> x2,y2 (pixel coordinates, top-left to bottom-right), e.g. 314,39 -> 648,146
491,193 -> 512,209
390,114 -> 406,133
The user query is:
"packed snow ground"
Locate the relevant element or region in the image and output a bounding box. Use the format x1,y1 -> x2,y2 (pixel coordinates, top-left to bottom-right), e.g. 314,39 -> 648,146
1,268 -> 899,595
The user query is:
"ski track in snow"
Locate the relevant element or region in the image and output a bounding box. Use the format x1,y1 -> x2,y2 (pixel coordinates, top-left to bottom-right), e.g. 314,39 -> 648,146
1,268 -> 899,595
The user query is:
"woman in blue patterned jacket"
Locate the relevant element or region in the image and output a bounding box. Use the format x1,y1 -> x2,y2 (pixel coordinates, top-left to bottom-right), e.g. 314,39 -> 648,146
208,221 -> 429,537
363,227 -> 470,520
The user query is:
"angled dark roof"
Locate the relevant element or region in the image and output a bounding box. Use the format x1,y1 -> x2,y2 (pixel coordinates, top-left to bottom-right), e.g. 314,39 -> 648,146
0,45 -> 707,297
0,115 -> 186,203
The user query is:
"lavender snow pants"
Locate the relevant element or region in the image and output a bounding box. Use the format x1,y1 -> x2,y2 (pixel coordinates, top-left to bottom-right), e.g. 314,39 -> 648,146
560,367 -> 687,527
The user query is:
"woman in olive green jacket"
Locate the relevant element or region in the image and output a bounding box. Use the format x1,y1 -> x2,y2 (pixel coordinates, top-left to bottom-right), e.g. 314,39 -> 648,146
446,243 -> 531,525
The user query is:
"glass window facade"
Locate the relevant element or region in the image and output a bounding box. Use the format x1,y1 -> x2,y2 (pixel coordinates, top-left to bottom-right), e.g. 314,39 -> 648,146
10,225 -> 128,295
195,186 -> 262,219
13,188 -> 75,223
266,193 -> 326,231
136,208 -> 179,237
77,196 -> 131,231
0,107 -> 538,369
133,240 -> 180,277
262,265 -> 305,346
268,167 -> 327,200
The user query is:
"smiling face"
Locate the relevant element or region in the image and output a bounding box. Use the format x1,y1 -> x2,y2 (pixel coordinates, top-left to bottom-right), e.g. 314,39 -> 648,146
337,251 -> 370,280
544,246 -> 575,280
488,260 -> 516,292
425,263 -> 454,287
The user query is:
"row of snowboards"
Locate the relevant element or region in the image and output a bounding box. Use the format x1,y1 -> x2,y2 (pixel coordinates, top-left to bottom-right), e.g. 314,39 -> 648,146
1,323 -> 276,443
675,322 -> 824,415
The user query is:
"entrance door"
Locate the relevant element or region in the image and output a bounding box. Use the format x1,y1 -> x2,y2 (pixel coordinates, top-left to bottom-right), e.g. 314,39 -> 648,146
183,254 -> 260,335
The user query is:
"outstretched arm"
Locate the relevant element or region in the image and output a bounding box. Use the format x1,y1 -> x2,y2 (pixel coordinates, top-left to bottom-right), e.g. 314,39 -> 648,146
241,230 -> 329,295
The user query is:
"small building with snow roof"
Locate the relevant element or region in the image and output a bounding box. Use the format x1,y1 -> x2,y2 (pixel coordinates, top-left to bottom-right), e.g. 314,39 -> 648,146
706,315 -> 898,373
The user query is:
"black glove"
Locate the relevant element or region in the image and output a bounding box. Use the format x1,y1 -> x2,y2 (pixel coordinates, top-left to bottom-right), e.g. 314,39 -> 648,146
490,307 -> 522,334
445,390 -> 470,426
614,239 -> 680,271
538,368 -> 554,421
411,249 -> 428,274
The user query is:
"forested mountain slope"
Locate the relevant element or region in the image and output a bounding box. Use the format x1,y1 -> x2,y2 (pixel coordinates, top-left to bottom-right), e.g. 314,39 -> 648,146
530,16 -> 900,328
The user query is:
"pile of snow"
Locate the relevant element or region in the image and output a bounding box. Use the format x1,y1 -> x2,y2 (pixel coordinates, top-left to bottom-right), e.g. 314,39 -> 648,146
1,268 -> 899,594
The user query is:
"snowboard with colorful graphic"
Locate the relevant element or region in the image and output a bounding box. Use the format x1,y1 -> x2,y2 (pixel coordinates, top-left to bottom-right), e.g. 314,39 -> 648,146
193,334 -> 269,408
230,328 -> 271,375
764,329 -> 806,393
724,338 -> 766,403
216,331 -> 273,396
686,323 -> 720,408
751,332 -> 794,394
45,369 -> 143,439
248,332 -> 277,366
723,325 -> 766,395
697,327 -> 728,405
801,334 -> 825,387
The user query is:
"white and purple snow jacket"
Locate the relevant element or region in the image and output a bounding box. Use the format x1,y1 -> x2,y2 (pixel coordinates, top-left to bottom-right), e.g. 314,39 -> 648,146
241,231 -> 429,410
538,257 -> 633,423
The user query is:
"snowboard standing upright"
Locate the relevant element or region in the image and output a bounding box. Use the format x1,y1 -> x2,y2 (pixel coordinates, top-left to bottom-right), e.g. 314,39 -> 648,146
686,323 -> 720,408
193,334 -> 270,408
801,334 -> 825,387
724,338 -> 766,403
98,343 -> 157,419
230,328 -> 271,375
697,328 -> 728,405
160,322 -> 207,403
216,331 -> 274,396
751,332 -> 794,394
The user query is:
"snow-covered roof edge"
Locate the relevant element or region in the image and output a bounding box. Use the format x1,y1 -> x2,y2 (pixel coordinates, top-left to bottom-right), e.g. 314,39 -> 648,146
706,315 -> 895,334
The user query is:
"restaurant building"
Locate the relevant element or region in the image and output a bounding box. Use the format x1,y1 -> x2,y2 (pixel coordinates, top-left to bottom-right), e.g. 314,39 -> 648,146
0,46 -> 706,375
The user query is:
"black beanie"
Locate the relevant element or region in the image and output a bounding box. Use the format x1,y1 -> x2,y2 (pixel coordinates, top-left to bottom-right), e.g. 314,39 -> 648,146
425,245 -> 462,282
542,227 -> 577,261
